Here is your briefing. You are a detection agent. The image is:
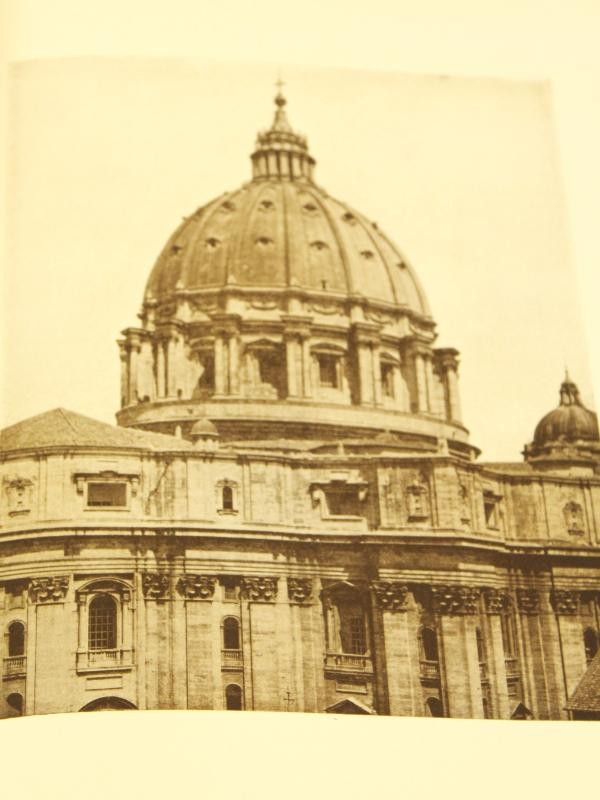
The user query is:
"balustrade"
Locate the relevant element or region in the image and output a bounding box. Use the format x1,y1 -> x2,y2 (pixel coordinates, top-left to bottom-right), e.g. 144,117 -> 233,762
419,659 -> 440,680
3,655 -> 26,677
76,648 -> 133,672
221,648 -> 243,669
324,652 -> 373,674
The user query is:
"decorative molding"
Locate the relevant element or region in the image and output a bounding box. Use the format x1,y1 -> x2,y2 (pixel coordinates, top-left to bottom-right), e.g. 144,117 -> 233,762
142,572 -> 170,600
483,588 -> 511,615
406,474 -> 430,521
241,576 -> 278,602
177,574 -> 217,600
29,576 -> 69,604
550,589 -> 580,615
563,502 -> 585,536
516,588 -> 540,615
287,577 -> 313,603
432,585 -> 480,615
371,581 -> 409,612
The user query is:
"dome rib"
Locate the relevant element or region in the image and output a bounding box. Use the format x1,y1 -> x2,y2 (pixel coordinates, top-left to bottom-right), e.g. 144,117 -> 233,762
180,194 -> 231,290
307,185 -> 355,295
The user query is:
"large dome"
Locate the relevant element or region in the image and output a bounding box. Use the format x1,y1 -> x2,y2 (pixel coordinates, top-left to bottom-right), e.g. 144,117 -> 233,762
117,90 -> 471,457
145,177 -> 430,317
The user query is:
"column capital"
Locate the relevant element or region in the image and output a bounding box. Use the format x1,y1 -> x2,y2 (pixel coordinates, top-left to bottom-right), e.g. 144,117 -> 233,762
371,581 -> 409,612
351,321 -> 381,346
550,588 -> 580,615
287,577 -> 313,604
482,587 -> 511,614
404,337 -> 433,359
432,584 -> 480,615
29,576 -> 69,604
434,347 -> 460,371
241,576 -> 278,602
516,588 -> 540,614
281,314 -> 313,340
176,574 -> 217,600
211,313 -> 242,337
141,572 -> 170,600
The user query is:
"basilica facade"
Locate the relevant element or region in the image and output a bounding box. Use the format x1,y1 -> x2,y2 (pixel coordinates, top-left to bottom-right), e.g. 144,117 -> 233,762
1,92 -> 600,720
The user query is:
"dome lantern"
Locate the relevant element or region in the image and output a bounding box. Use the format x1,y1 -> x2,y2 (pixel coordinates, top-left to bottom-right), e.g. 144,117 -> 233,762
250,89 -> 316,181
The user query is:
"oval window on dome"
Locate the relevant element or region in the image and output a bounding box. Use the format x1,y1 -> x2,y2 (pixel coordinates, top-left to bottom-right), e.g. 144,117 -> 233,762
205,237 -> 221,249
361,250 -> 375,260
255,236 -> 274,246
303,202 -> 318,213
342,212 -> 357,224
310,240 -> 328,251
221,200 -> 236,212
259,199 -> 275,211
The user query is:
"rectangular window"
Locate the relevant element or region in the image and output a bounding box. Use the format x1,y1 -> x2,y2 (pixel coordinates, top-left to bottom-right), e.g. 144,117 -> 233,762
349,616 -> 367,655
325,488 -> 361,517
87,482 -> 127,508
380,362 -> 395,398
483,493 -> 498,528
318,354 -> 339,388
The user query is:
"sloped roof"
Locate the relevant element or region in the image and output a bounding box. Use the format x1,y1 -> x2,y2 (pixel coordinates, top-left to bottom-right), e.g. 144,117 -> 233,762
566,653 -> 600,712
0,408 -> 193,454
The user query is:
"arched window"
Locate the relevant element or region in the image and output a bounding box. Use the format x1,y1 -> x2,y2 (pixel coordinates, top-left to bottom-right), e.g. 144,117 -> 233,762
225,684 -> 243,710
222,485 -> 234,511
6,693 -> 23,716
223,617 -> 240,650
7,621 -> 25,657
88,594 -> 117,651
584,627 -> 599,663
420,626 -> 439,662
425,697 -> 443,717
323,583 -> 370,658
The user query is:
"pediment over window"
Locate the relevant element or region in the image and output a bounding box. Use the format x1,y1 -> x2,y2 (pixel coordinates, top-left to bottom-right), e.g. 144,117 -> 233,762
325,698 -> 375,715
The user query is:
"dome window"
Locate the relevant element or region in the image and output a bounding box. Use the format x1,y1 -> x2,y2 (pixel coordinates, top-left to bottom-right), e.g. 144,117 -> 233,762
303,202 -> 318,213
255,236 -> 274,246
360,250 -> 375,260
221,200 -> 236,212
342,212 -> 357,224
259,199 -> 274,210
380,361 -> 395,398
310,240 -> 328,251
318,354 -> 340,388
205,237 -> 221,249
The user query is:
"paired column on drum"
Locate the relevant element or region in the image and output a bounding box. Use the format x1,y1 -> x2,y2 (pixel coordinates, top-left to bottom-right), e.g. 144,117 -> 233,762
282,315 -> 313,399
212,313 -> 242,397
154,323 -> 186,400
434,348 -> 462,424
406,339 -> 436,415
352,322 -> 382,406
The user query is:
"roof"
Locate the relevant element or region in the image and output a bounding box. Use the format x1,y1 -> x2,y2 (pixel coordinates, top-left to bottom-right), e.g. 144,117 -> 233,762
144,95 -> 430,318
533,378 -> 599,447
567,653 -> 600,712
0,408 -> 194,454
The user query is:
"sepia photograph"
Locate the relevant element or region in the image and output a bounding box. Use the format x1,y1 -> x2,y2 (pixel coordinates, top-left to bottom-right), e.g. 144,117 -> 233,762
2,55 -> 599,724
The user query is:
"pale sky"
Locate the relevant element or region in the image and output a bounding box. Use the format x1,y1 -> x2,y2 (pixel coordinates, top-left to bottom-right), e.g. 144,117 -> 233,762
3,59 -> 591,461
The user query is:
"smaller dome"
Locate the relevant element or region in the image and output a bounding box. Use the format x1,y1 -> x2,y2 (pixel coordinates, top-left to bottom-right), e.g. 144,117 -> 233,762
190,418 -> 219,439
533,376 -> 599,446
